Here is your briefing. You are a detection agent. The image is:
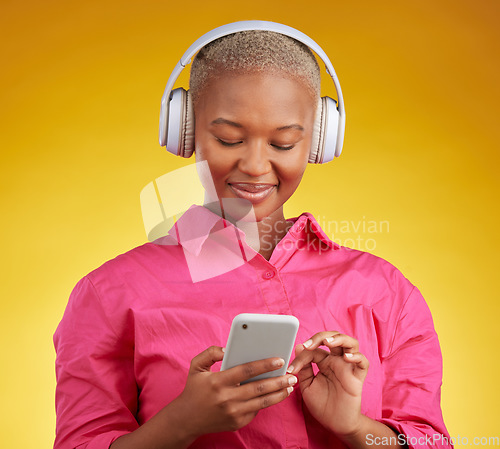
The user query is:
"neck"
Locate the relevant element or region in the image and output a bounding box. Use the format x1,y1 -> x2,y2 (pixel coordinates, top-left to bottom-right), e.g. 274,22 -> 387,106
234,212 -> 292,261
203,197 -> 292,261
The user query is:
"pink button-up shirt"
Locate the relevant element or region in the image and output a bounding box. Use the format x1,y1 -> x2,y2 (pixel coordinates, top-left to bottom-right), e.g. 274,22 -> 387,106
54,205 -> 451,449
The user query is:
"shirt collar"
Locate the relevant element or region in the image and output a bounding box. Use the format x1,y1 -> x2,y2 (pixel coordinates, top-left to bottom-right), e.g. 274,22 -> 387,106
286,213 -> 341,251
167,204 -> 246,257
167,204 -> 340,256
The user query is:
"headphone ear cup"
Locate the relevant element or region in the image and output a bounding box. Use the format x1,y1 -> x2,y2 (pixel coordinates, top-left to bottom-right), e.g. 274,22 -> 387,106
182,90 -> 195,157
309,97 -> 324,164
309,96 -> 340,164
166,88 -> 195,158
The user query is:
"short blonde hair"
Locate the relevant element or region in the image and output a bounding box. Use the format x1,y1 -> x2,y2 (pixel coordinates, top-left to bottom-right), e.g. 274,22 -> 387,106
189,30 -> 321,106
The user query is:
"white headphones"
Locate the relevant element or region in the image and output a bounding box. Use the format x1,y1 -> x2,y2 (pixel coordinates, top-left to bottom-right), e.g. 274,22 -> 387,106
159,20 -> 345,164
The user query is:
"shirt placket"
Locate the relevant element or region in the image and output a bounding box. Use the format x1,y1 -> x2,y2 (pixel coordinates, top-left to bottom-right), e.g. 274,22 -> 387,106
244,223 -> 311,448
248,217 -> 309,315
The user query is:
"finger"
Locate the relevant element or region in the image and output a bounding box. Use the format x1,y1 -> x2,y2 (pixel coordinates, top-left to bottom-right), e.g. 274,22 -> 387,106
321,334 -> 360,355
287,344 -> 329,375
238,385 -> 294,415
190,346 -> 225,373
238,374 -> 297,400
343,351 -> 370,376
301,331 -> 342,351
291,345 -> 315,390
221,357 -> 285,385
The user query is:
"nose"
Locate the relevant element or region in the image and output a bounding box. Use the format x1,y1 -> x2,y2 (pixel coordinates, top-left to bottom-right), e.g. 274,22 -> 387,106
237,139 -> 272,177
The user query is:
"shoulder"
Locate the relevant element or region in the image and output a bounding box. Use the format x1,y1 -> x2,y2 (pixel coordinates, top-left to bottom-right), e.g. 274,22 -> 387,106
73,236 -> 186,308
333,246 -> 416,307
291,212 -> 415,305
87,236 -> 181,282
341,246 -> 411,285
57,238 -> 186,337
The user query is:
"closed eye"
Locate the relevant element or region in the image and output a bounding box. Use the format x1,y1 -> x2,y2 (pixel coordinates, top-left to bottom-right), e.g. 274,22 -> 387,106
216,138 -> 243,147
216,137 -> 295,151
271,144 -> 295,151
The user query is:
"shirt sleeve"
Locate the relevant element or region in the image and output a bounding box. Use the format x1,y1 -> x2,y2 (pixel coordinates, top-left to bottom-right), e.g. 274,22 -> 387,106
376,285 -> 453,449
53,276 -> 138,449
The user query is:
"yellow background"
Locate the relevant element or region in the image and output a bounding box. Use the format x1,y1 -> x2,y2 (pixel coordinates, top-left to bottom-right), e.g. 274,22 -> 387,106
1,0 -> 499,446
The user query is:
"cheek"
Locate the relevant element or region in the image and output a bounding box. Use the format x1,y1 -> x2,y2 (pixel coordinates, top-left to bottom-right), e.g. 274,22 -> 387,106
193,124 -> 206,162
284,171 -> 306,193
279,148 -> 310,188
195,142 -> 234,190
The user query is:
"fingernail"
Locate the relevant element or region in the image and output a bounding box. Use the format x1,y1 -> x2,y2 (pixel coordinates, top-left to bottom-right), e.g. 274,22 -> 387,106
222,347 -> 225,353
288,376 -> 297,386
287,386 -> 294,395
345,352 -> 353,358
273,358 -> 285,367
286,365 -> 294,374
303,339 -> 313,348
325,337 -> 334,343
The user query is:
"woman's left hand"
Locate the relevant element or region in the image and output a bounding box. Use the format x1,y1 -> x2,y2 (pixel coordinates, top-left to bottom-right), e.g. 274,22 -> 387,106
287,331 -> 369,438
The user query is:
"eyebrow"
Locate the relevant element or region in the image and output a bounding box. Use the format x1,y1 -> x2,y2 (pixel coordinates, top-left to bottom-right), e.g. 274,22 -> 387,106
211,118 -> 304,132
210,118 -> 243,128
276,124 -> 304,132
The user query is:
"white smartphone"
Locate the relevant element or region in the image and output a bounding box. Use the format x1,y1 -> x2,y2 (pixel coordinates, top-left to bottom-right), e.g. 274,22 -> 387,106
221,313 -> 300,384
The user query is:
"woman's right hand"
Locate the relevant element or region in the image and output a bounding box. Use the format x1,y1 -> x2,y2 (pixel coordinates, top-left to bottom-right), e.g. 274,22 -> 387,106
111,345 -> 296,449
173,345 -> 297,441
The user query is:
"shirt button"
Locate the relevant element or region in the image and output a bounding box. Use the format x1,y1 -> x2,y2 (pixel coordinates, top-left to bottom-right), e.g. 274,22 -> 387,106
263,271 -> 275,280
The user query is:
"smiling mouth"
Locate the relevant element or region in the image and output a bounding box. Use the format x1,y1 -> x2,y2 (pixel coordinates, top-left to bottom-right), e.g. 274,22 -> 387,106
228,183 -> 276,204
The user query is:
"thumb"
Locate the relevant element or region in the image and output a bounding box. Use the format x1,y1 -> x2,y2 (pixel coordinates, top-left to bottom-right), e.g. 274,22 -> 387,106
189,345 -> 225,373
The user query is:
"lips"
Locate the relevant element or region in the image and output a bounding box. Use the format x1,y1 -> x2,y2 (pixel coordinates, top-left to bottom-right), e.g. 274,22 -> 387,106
228,183 -> 276,204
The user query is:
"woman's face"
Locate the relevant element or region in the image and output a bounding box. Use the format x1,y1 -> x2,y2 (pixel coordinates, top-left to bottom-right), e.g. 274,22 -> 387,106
194,71 -> 316,222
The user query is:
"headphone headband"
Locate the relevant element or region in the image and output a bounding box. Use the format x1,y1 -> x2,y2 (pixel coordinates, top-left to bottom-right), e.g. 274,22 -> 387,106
159,20 -> 345,158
